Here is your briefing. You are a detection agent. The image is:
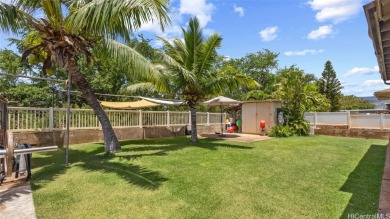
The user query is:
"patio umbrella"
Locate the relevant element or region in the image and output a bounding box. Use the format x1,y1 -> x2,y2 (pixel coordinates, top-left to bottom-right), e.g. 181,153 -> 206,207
374,88 -> 390,100
203,96 -> 242,136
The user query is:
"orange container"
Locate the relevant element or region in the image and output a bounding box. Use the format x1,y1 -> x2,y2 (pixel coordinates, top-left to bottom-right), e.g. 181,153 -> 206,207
260,120 -> 266,129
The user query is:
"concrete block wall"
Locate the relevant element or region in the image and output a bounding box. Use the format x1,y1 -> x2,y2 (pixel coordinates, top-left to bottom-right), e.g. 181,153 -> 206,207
10,124 -> 221,146
314,125 -> 390,140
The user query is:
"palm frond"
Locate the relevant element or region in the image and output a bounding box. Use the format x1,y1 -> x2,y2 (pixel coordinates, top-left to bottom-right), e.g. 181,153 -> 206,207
197,33 -> 222,75
157,36 -> 185,64
206,66 -> 260,94
171,38 -> 187,64
124,82 -> 157,93
40,0 -> 63,29
184,17 -> 203,71
15,0 -> 41,13
0,2 -> 25,33
157,51 -> 196,85
65,0 -> 170,42
103,38 -> 171,92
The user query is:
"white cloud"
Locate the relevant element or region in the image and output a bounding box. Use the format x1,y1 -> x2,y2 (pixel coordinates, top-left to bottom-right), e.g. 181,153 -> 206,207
137,0 -> 216,47
284,49 -> 324,56
344,66 -> 379,77
203,28 -> 216,36
307,25 -> 335,40
179,0 -> 215,27
362,80 -> 384,87
259,26 -> 278,42
234,5 -> 244,17
342,79 -> 386,96
307,0 -> 363,23
138,7 -> 183,37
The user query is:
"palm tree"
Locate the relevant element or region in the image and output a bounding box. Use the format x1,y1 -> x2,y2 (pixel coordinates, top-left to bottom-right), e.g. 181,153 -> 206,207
0,0 -> 170,152
127,17 -> 259,143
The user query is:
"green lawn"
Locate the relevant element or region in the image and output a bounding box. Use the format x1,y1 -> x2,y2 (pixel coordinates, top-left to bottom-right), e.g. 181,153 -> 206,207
30,135 -> 387,219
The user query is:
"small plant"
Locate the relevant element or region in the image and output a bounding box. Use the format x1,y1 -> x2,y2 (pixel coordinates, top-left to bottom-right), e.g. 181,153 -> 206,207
268,124 -> 295,137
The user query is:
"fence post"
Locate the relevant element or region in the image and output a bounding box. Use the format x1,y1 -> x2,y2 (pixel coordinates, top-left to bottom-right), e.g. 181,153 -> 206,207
314,112 -> 317,126
139,110 -> 143,128
167,111 -> 170,127
381,113 -> 384,130
347,111 -> 351,129
207,112 -> 210,126
49,107 -> 54,131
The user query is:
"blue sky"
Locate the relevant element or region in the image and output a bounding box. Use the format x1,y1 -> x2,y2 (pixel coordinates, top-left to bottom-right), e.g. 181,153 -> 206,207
136,0 -> 382,97
0,0 -> 383,97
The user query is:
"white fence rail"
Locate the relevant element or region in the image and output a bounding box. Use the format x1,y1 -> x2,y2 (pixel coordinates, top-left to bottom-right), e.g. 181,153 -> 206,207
304,112 -> 390,130
8,107 -> 223,132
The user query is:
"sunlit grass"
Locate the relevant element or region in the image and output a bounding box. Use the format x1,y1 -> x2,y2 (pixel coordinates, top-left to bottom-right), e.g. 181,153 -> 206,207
31,135 -> 387,218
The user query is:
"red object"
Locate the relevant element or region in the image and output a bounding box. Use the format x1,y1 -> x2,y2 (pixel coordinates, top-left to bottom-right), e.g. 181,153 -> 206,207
227,124 -> 238,133
260,120 -> 266,129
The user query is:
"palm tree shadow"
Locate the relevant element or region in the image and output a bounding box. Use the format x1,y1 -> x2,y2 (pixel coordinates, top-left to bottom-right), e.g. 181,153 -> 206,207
116,137 -> 253,161
31,146 -> 168,191
339,144 -> 387,218
30,137 -> 252,191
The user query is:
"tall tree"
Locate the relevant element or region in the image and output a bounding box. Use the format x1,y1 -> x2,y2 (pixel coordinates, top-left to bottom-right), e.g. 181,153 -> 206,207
318,61 -> 342,112
0,0 -> 170,152
238,49 -> 278,92
127,17 -> 259,143
216,50 -> 278,100
275,66 -> 325,135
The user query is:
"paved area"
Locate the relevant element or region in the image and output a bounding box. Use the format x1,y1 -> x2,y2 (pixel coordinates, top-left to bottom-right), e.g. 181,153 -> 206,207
0,180 -> 36,219
200,133 -> 272,142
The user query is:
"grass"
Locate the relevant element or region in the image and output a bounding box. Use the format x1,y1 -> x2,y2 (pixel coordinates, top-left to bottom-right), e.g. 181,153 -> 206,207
30,135 -> 387,219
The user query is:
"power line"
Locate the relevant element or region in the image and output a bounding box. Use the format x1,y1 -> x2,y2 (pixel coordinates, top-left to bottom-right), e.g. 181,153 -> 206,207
0,73 -> 67,83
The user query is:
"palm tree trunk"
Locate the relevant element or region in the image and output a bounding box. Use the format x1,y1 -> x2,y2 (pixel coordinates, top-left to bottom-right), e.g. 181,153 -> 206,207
189,102 -> 198,143
66,58 -> 120,152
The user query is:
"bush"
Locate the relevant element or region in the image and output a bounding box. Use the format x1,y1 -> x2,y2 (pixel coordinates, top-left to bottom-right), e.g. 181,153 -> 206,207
269,120 -> 309,137
268,125 -> 295,137
290,119 -> 309,136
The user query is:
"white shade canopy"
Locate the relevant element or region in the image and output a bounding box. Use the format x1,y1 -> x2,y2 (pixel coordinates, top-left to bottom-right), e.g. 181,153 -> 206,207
202,96 -> 242,106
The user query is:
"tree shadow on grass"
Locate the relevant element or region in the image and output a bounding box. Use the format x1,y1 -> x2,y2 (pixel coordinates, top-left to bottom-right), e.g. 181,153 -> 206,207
30,137 -> 252,191
30,146 -> 168,191
114,137 -> 253,161
340,144 -> 387,218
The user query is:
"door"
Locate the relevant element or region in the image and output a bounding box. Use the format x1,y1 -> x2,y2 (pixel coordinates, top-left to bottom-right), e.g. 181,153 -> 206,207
242,103 -> 257,133
256,103 -> 271,133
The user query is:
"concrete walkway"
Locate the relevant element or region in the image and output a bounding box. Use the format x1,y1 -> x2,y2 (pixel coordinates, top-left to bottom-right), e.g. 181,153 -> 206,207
200,133 -> 272,143
0,181 -> 36,219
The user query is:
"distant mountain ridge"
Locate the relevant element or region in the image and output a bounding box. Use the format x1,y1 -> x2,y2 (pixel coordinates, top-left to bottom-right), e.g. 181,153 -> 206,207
360,96 -> 390,109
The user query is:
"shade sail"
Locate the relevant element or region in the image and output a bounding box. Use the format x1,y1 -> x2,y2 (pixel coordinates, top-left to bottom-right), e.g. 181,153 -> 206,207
140,96 -> 185,106
374,88 -> 390,100
100,99 -> 160,109
202,96 -> 242,106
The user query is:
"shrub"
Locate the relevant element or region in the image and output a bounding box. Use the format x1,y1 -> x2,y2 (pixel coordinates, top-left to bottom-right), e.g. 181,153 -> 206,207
268,125 -> 295,137
290,119 -> 310,136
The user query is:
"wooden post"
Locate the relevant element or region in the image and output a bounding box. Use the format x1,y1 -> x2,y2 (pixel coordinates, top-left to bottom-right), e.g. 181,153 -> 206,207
207,112 -> 210,126
167,111 -> 170,127
139,110 -> 143,128
49,107 -> 54,131
381,113 -> 384,130
5,131 -> 13,177
347,111 -> 351,129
